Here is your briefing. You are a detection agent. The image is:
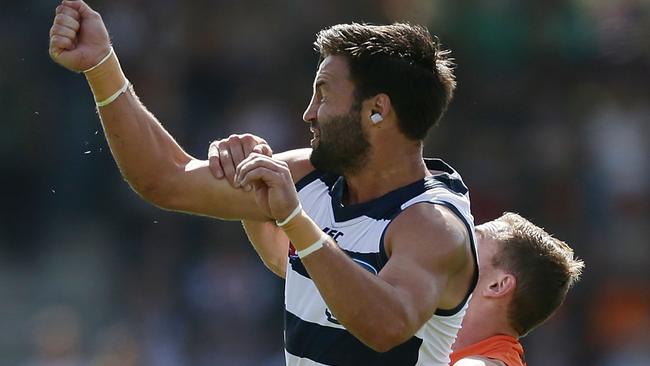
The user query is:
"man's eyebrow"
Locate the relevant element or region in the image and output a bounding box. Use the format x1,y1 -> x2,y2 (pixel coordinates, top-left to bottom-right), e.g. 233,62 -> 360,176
314,80 -> 326,90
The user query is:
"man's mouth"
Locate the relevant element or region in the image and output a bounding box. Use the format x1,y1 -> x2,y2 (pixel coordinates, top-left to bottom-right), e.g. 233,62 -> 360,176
310,126 -> 320,148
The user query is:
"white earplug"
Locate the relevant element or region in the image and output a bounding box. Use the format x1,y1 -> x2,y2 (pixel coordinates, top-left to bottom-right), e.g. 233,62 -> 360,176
370,113 -> 383,124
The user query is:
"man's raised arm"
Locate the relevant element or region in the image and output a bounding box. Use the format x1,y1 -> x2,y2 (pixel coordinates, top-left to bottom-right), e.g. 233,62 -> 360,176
48,0 -> 269,220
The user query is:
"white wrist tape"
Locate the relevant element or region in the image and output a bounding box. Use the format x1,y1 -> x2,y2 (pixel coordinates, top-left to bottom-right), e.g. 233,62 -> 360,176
83,47 -> 114,74
276,203 -> 302,227
96,79 -> 130,107
297,234 -> 327,259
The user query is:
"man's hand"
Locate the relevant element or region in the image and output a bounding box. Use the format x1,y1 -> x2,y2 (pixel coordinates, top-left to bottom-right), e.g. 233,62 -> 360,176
207,134 -> 273,187
235,154 -> 299,222
49,0 -> 111,72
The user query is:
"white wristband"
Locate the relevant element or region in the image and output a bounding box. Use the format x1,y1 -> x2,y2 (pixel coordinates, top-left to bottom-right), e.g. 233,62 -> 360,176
297,234 -> 327,259
276,203 -> 302,227
83,47 -> 114,74
96,79 -> 130,107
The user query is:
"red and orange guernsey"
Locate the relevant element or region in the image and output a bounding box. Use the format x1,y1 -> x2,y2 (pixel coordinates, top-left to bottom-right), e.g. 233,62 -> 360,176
450,335 -> 526,366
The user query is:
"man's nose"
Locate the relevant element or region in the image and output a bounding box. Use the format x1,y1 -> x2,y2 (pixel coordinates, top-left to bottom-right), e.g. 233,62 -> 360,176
303,99 -> 317,123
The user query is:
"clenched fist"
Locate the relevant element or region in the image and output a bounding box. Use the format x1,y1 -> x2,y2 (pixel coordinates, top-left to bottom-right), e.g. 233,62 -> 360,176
49,0 -> 111,72
208,134 -> 273,186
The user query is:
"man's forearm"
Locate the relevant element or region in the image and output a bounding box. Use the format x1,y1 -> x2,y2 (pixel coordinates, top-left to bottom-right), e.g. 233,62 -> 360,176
282,213 -> 419,352
85,50 -> 193,207
303,245 -> 417,351
242,220 -> 289,278
97,93 -> 191,203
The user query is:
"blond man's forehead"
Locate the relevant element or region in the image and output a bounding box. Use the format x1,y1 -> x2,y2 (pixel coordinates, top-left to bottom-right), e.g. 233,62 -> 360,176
476,220 -> 510,240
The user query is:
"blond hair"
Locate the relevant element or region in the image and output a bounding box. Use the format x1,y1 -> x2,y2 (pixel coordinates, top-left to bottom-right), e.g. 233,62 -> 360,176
492,212 -> 584,336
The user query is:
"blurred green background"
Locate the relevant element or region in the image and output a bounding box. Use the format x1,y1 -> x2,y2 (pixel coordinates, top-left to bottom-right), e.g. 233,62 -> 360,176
1,0 -> 649,365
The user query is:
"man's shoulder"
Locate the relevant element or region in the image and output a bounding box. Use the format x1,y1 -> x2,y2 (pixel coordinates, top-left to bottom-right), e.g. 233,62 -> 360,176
385,202 -> 470,258
394,202 -> 468,239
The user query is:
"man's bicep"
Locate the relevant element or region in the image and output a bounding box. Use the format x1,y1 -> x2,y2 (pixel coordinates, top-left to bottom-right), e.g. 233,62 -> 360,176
164,159 -> 271,221
378,250 -> 447,325
162,147 -> 313,220
167,146 -> 314,220
378,204 -> 470,326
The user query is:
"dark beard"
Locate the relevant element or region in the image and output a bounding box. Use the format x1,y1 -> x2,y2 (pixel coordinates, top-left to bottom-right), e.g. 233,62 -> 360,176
309,104 -> 371,176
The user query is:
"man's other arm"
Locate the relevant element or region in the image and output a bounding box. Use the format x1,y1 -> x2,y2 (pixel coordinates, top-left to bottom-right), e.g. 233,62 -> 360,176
241,220 -> 289,278
290,204 -> 473,351
49,1 -> 296,220
233,152 -> 475,352
238,148 -> 313,277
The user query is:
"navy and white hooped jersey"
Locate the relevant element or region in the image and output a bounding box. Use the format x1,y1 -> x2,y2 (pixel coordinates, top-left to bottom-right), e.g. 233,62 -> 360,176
284,159 -> 479,366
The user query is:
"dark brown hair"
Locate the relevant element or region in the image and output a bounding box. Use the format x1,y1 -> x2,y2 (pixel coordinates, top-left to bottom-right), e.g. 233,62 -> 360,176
314,23 -> 456,140
493,213 -> 584,336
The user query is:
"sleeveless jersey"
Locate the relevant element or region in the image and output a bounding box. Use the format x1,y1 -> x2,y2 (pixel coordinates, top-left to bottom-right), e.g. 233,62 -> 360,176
284,159 -> 478,366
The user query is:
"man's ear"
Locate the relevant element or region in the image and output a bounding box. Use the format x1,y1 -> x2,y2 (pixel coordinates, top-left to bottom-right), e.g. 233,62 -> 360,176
373,93 -> 391,115
483,271 -> 516,298
364,93 -> 392,124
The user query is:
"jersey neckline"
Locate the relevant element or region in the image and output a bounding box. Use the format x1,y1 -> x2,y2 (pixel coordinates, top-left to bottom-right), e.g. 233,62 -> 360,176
328,158 -> 466,222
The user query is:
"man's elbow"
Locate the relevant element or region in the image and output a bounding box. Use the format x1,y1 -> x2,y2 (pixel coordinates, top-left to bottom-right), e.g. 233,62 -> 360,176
362,320 -> 413,353
127,175 -> 181,210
